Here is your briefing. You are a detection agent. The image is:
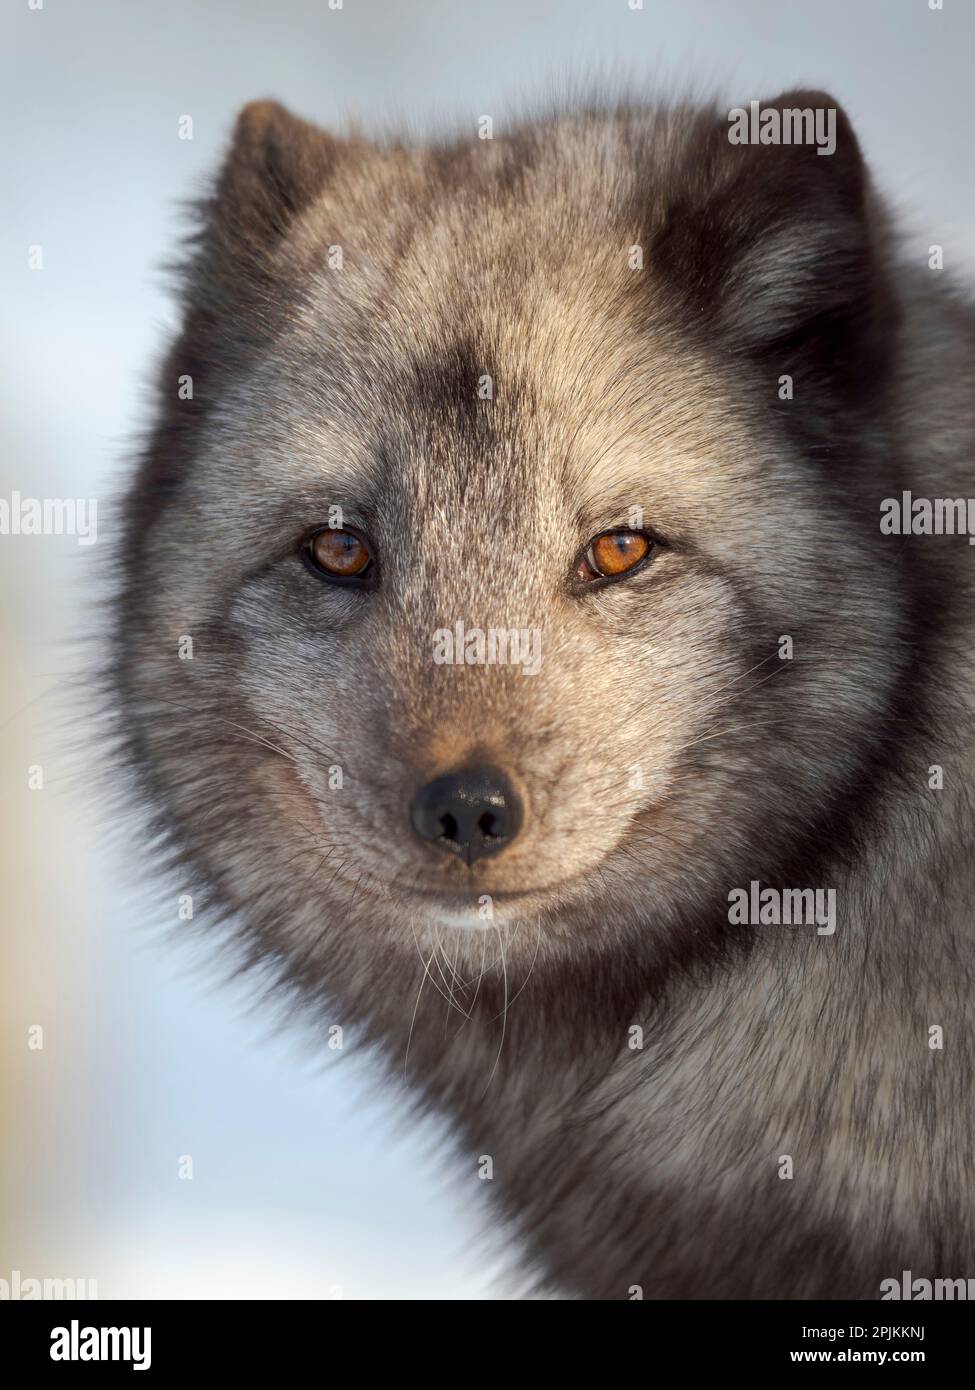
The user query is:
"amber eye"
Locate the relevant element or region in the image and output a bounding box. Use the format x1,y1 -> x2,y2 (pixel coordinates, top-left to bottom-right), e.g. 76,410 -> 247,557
307,527 -> 374,582
575,530 -> 651,585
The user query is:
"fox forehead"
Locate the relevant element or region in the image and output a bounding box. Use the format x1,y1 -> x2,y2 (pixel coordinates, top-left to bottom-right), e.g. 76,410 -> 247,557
248,228 -> 747,514
225,314 -> 771,580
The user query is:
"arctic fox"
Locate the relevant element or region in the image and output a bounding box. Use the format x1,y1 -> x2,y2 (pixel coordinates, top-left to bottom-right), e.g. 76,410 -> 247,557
115,93 -> 975,1298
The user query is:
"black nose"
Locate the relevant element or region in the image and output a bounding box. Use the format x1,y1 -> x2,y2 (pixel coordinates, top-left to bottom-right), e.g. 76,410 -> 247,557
410,767 -> 523,864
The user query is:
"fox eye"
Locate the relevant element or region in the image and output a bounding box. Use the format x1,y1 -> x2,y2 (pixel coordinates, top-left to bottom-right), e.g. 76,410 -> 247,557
574,530 -> 652,586
306,527 -> 374,583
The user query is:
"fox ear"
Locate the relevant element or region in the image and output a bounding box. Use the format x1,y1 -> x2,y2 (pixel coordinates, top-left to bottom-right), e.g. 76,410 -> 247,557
209,100 -> 338,264
155,103 -> 340,460
653,90 -> 887,359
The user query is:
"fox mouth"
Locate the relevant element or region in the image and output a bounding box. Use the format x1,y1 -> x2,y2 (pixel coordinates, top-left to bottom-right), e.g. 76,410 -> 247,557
390,884 -> 561,919
399,890 -> 550,932
403,883 -> 560,903
336,873 -> 584,922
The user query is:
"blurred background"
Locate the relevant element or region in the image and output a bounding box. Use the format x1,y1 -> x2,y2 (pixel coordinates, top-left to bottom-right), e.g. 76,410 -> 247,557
2,0 -> 972,1299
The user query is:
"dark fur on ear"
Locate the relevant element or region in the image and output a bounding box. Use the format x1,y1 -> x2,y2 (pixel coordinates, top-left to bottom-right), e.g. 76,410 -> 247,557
649,90 -> 898,430
210,100 -> 338,270
184,99 -> 340,370
122,102 -> 339,581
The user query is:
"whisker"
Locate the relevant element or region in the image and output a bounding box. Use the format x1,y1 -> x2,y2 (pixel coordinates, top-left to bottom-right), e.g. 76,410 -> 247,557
480,924 -> 509,1097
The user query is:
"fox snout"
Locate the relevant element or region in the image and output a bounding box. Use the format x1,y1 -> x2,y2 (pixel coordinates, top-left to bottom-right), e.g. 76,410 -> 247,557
410,766 -> 523,865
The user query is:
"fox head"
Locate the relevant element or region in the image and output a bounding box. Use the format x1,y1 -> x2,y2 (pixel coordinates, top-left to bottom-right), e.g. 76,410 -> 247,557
117,94 -> 913,1028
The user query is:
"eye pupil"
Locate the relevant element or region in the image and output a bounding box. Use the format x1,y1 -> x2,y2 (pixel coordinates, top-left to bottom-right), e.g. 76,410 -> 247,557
309,528 -> 372,579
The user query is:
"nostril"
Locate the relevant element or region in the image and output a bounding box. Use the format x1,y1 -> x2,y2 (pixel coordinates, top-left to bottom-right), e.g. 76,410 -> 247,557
410,767 -> 523,862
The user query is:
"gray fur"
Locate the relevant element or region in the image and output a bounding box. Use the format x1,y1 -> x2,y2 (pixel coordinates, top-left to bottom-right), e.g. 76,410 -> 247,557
115,94 -> 975,1298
